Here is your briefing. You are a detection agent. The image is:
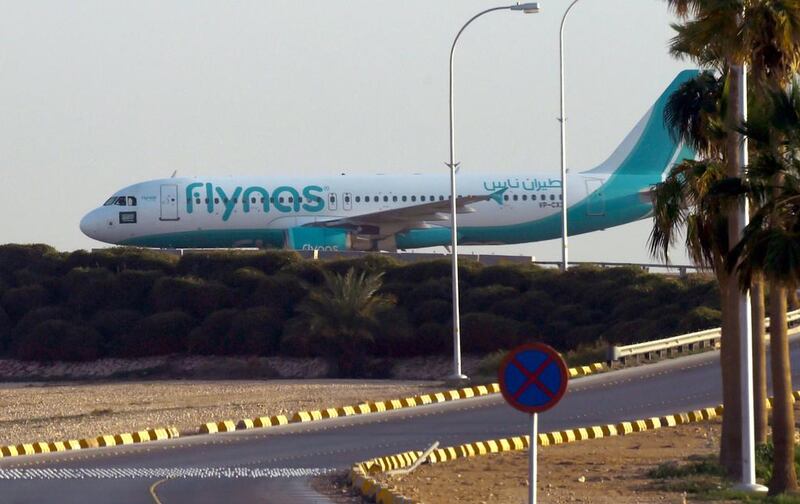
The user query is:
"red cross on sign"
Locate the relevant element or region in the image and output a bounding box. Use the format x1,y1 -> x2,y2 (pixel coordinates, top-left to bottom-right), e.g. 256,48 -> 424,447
498,343 -> 569,414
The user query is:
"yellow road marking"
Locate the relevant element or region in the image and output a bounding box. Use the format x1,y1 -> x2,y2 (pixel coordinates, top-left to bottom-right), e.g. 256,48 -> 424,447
149,478 -> 169,504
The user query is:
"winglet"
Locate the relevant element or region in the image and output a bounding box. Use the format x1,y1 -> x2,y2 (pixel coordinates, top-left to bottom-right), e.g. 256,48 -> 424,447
489,187 -> 507,205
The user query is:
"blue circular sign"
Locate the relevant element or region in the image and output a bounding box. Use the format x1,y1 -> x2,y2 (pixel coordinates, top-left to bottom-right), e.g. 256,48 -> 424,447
498,343 -> 569,413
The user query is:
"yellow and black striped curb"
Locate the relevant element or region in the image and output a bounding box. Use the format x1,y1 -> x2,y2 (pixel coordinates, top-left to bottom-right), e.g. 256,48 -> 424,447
346,389 -> 800,502
348,404 -> 724,503
0,427 -> 179,459
197,362 -> 608,435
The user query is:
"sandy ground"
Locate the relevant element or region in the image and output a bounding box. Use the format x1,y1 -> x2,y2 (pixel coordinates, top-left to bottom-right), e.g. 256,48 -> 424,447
369,419 -> 728,504
0,380 -> 443,445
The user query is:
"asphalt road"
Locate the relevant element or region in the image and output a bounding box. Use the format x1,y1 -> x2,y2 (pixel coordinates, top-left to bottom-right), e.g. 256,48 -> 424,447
2,345 -> 798,504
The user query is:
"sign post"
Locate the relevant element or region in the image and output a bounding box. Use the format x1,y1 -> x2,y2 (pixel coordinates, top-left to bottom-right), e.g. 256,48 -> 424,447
498,343 -> 569,504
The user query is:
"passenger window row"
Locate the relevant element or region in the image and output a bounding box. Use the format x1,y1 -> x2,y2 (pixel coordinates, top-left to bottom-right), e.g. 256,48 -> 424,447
340,193 -> 562,204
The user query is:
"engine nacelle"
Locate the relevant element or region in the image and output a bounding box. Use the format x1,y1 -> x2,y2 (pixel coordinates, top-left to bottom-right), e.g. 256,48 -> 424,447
285,227 -> 352,251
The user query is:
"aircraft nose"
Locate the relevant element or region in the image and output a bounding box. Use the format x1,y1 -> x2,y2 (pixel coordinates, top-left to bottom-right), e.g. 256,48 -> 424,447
80,209 -> 104,240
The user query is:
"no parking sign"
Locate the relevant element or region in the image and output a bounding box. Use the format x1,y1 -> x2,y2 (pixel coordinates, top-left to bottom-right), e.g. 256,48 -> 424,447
499,343 -> 569,504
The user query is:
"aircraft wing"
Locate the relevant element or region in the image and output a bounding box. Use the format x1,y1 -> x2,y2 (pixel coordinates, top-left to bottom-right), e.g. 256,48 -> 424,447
308,189 -> 506,230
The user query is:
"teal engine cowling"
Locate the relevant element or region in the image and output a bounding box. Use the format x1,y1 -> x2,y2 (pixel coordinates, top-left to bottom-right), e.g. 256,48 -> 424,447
284,227 -> 352,251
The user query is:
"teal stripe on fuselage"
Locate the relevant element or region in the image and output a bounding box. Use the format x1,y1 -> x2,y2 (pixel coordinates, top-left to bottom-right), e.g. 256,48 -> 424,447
121,229 -> 285,249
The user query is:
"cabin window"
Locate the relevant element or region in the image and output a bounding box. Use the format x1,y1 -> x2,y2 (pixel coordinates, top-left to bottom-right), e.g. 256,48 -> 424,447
344,195 -> 351,203
279,197 -> 284,203
383,196 -> 388,202
550,194 -> 555,201
374,195 -> 378,201
288,197 -> 293,203
195,198 -> 201,205
251,197 -> 256,204
402,196 -> 407,202
214,197 -> 220,204
420,196 -> 426,202
439,195 -> 444,201
393,196 -> 398,202
330,195 -> 336,203
503,195 -> 509,201
411,196 -> 416,202
205,198 -> 209,204
298,197 -> 303,203
365,196 -> 370,202
261,197 -> 265,203
522,194 -> 528,201
513,194 -> 518,201
355,196 -> 361,203
559,194 -> 563,200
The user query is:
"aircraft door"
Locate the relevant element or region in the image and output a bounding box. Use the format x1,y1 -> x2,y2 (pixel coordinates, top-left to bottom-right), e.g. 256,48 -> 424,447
328,192 -> 338,211
585,179 -> 605,216
343,192 -> 353,211
160,184 -> 180,221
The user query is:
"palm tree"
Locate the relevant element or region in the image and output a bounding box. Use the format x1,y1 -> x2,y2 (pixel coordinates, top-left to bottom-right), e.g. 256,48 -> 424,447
732,84 -> 800,493
650,69 -> 748,474
664,0 -> 800,478
291,268 -> 394,377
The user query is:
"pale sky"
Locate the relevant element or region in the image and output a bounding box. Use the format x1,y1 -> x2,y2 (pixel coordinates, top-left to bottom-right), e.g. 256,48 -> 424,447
0,0 -> 693,265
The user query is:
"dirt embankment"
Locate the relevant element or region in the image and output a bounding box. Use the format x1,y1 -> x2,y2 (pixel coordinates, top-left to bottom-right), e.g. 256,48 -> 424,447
0,380 -> 443,446
372,420 -> 726,504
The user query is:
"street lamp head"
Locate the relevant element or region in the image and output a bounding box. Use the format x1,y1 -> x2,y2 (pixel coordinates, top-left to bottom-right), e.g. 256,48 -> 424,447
511,2 -> 541,13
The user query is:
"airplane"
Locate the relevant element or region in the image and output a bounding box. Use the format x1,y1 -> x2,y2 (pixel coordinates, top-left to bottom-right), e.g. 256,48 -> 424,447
80,70 -> 697,252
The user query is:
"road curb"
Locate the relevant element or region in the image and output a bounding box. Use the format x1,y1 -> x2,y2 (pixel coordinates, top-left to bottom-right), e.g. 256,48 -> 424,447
348,403 -> 726,503
193,362 -> 608,435
0,426 -> 179,459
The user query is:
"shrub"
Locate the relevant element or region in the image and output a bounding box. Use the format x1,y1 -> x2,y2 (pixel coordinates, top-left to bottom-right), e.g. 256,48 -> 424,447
0,244 -> 63,277
62,268 -> 117,315
12,306 -> 75,340
228,307 -> 284,355
411,298 -> 451,325
409,322 -> 450,355
15,320 -> 102,361
0,305 -> 11,352
89,309 -> 143,352
110,310 -> 196,357
472,264 -> 534,291
65,247 -> 177,274
679,306 -> 721,333
461,285 -> 518,313
247,274 -> 307,314
461,312 -> 521,353
177,250 -> 300,278
222,267 -> 267,291
113,269 -> 163,310
187,309 -> 238,355
1,285 -> 51,320
150,277 -> 232,317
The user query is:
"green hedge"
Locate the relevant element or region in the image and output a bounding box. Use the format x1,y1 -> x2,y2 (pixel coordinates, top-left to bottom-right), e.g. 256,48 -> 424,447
0,244 -> 720,365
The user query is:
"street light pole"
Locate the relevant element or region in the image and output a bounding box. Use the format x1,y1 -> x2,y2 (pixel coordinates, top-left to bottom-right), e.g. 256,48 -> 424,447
447,2 -> 540,382
558,0 -> 581,272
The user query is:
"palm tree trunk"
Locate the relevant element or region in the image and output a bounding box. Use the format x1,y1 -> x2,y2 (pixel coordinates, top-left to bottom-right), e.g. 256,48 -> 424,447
768,283 -> 798,494
752,276 -> 768,445
718,266 -> 743,475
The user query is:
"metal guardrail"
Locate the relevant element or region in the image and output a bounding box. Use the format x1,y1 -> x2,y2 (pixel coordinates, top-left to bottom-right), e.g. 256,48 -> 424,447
607,309 -> 800,364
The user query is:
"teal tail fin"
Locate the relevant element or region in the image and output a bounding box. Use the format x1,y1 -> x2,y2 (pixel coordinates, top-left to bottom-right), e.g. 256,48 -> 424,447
583,70 -> 699,178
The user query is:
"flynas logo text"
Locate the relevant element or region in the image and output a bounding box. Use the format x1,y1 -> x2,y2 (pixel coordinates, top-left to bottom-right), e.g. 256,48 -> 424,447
185,183 -> 325,221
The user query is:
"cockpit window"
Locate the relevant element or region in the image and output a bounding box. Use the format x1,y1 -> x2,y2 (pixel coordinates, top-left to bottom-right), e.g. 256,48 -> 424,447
127,196 -> 137,206
115,196 -> 127,206
104,197 -> 117,206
